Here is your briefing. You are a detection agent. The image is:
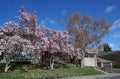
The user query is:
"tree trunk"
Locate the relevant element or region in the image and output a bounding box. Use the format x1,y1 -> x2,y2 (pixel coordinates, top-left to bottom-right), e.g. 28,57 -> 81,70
81,58 -> 84,68
50,56 -> 54,70
4,63 -> 11,72
35,52 -> 41,63
81,51 -> 85,68
3,54 -> 11,72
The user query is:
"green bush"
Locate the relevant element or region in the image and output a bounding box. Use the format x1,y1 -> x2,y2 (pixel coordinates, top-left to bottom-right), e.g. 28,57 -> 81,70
54,62 -> 67,68
0,62 -> 5,72
64,63 -> 77,69
32,63 -> 41,69
112,61 -> 120,68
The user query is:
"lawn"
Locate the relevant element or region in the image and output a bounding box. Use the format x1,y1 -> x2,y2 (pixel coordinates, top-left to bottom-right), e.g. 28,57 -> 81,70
0,63 -> 102,79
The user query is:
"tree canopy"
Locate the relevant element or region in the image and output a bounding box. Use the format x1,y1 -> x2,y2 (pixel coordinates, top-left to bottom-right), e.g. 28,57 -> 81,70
0,7 -> 81,72
103,43 -> 112,52
66,13 -> 110,68
66,13 -> 110,49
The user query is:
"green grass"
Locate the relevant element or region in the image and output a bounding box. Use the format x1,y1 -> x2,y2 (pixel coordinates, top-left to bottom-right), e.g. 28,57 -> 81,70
0,64 -> 102,79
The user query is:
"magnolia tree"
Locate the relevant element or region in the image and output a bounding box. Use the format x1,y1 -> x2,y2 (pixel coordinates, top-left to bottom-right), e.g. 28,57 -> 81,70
46,29 -> 81,70
0,7 -> 82,71
0,33 -> 35,72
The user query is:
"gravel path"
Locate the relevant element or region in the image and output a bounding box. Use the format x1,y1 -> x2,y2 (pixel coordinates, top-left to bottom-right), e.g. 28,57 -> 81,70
60,73 -> 120,79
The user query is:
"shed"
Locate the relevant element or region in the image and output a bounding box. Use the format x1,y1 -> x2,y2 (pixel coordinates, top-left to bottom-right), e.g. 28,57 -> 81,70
83,55 -> 97,67
97,58 -> 112,70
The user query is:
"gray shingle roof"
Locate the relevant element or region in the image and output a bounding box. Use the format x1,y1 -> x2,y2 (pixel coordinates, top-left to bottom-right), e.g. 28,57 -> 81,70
97,57 -> 112,63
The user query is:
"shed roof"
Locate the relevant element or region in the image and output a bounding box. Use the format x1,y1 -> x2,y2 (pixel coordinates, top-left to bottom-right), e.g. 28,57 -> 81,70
97,57 -> 112,63
86,48 -> 98,54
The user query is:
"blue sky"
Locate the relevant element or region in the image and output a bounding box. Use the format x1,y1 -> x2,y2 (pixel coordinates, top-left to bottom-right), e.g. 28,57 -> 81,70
0,0 -> 120,50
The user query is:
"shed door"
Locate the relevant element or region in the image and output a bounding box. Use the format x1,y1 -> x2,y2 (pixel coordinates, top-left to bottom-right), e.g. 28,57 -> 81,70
103,63 -> 111,70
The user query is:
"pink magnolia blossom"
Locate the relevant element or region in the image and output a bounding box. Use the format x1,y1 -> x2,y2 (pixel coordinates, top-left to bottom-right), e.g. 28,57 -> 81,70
0,7 -> 82,61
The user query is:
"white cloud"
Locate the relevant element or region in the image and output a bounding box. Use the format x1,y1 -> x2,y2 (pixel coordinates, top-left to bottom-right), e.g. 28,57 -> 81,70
40,18 -> 57,26
61,9 -> 67,16
113,33 -> 120,38
49,20 -> 57,25
40,18 -> 59,29
105,5 -> 116,13
109,43 -> 114,48
40,18 -> 49,25
111,19 -> 120,29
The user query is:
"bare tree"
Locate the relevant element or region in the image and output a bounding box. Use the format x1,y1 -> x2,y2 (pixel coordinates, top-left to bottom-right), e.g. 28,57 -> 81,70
66,13 -> 110,68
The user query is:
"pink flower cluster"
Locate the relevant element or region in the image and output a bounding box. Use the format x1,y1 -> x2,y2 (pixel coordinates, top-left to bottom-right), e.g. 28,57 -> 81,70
0,7 -> 82,60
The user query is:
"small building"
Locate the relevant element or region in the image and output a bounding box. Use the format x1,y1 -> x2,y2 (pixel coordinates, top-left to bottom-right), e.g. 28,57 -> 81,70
97,57 -> 112,70
83,48 -> 112,71
83,55 -> 97,67
83,48 -> 98,67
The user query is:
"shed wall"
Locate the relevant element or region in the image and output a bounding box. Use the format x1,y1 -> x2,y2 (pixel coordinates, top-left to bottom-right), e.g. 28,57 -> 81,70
84,57 -> 97,67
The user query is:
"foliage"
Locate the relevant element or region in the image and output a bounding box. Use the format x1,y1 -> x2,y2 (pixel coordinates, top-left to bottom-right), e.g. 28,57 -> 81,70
9,61 -> 34,71
112,61 -> 120,68
0,62 -> 5,72
103,43 -> 112,52
54,62 -> 68,68
0,64 -> 102,79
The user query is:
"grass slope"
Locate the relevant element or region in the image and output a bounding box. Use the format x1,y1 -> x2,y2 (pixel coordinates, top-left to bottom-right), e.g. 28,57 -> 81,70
0,64 -> 102,79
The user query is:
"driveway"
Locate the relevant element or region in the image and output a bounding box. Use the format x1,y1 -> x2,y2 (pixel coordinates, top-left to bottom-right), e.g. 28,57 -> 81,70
60,73 -> 120,79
